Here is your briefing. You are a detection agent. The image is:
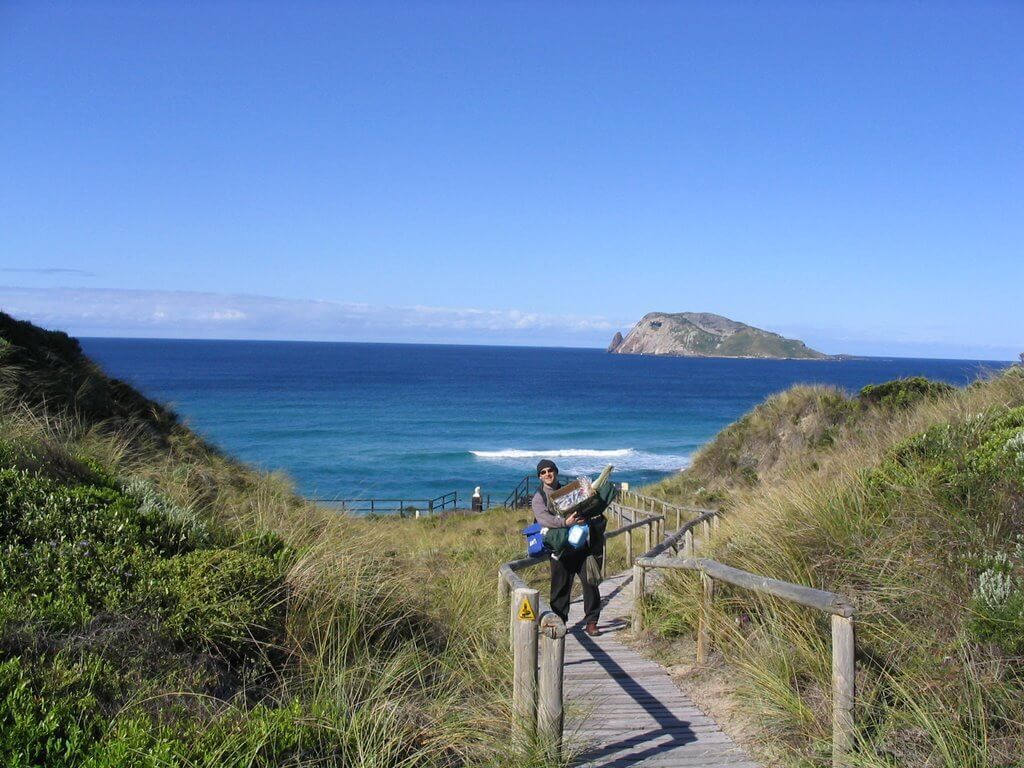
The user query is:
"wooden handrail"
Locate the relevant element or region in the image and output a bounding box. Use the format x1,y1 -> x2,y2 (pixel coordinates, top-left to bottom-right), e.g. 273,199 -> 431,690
637,555 -> 855,617
605,513 -> 665,537
497,503 -> 667,760
632,515 -> 857,767
498,558 -> 567,758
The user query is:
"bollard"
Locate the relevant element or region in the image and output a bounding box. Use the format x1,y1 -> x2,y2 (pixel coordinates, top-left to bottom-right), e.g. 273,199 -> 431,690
511,587 -> 539,741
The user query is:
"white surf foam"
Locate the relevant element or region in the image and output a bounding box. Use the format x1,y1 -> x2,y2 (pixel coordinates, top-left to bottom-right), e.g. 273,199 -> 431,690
470,448 -> 632,459
470,448 -> 690,474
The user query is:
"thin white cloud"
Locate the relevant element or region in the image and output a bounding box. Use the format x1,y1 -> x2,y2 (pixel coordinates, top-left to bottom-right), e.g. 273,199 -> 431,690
0,268 -> 96,276
0,286 -> 615,344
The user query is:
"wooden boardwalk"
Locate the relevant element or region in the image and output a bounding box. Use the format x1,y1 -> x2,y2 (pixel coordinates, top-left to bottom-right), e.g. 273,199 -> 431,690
562,570 -> 759,768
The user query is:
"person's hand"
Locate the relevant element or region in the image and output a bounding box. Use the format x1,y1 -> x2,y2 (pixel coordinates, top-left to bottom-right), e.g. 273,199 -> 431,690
565,512 -> 581,526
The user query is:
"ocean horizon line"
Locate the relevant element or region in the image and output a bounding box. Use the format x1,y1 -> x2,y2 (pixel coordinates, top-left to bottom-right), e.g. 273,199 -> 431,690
74,334 -> 1018,364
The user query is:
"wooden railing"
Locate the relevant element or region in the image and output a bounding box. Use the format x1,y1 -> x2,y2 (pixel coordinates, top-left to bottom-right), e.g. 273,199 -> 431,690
633,510 -> 857,767
619,487 -> 712,532
496,490 -> 696,759
497,555 -> 568,758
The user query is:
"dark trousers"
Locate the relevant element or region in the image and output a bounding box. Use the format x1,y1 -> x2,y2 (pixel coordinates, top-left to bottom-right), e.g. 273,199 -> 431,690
549,542 -> 604,625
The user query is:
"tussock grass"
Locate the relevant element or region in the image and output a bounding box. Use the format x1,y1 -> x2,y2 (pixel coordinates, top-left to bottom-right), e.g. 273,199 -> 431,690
642,369 -> 1024,766
0,314 -> 565,767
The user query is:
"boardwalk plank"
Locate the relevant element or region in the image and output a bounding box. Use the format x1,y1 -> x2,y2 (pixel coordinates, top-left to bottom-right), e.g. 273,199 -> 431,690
549,569 -> 758,768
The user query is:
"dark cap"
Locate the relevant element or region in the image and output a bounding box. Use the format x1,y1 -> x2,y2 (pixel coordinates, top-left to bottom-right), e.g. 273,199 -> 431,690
536,459 -> 558,476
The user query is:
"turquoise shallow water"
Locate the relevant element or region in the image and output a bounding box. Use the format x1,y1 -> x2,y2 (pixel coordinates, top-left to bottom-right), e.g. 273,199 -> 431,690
81,338 -> 1009,505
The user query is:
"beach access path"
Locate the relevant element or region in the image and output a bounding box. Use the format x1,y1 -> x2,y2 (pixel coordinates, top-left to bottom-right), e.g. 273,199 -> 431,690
562,569 -> 759,768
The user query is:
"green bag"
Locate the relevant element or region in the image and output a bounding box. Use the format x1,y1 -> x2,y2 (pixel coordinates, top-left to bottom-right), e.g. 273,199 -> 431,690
543,526 -> 570,553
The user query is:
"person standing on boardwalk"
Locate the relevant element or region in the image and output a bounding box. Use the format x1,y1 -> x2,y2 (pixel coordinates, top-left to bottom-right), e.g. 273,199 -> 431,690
531,458 -> 605,636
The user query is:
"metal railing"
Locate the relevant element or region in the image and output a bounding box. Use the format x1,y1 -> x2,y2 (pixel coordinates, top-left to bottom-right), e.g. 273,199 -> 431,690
315,490 -> 459,515
503,474 -> 540,509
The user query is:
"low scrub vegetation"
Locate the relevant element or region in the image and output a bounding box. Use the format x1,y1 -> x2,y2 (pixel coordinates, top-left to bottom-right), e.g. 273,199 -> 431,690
642,369 -> 1024,766
0,313 -> 554,767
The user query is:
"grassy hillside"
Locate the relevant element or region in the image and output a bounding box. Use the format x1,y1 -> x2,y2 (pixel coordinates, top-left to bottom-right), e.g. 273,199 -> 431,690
642,372 -> 1024,767
0,312 -> 552,768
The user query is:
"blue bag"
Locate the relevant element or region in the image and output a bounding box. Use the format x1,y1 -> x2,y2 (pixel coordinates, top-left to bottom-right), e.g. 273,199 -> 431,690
522,523 -> 547,557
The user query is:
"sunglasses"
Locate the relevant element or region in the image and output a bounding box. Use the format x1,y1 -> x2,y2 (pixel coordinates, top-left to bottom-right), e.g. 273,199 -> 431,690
539,468 -> 556,476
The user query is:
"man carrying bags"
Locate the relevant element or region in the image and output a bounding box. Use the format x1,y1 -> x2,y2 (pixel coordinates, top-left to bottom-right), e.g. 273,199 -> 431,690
531,459 -> 608,637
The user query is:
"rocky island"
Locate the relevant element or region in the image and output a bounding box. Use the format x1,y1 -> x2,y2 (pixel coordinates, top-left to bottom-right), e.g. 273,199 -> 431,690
608,311 -> 828,359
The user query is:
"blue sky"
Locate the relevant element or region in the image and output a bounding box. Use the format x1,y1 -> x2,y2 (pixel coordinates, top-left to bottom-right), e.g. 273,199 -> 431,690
1,2 -> 1021,359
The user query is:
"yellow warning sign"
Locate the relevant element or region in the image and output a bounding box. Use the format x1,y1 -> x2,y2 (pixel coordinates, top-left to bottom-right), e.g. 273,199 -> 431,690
517,599 -> 536,622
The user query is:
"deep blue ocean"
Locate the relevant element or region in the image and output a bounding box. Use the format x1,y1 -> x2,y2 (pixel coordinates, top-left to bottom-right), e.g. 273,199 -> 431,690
80,339 -> 1010,505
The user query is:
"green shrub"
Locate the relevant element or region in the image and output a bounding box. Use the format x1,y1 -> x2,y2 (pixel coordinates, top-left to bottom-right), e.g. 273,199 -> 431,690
870,406 -> 1024,510
967,550 -> 1024,654
0,468 -> 212,631
859,376 -> 955,410
0,653 -> 336,768
144,549 -> 282,656
0,654 -> 113,767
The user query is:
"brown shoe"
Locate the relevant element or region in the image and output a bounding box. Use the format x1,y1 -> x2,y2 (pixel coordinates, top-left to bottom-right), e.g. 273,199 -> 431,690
584,621 -> 602,637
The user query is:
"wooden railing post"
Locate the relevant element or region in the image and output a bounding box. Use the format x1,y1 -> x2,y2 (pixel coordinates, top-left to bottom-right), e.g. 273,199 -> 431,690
499,573 -> 510,600
696,571 -> 715,664
512,587 -> 539,741
632,563 -> 646,630
626,525 -> 634,567
676,507 -> 681,531
509,587 -> 517,650
622,539 -> 854,767
832,615 -> 855,766
644,520 -> 652,553
538,612 -> 566,760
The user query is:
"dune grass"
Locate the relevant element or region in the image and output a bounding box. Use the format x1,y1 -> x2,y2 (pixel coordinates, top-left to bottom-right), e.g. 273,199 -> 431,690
640,370 -> 1024,766
0,313 -> 573,767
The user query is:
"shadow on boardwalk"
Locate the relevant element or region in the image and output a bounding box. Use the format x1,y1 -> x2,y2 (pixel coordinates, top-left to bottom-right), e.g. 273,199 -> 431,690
562,571 -> 758,768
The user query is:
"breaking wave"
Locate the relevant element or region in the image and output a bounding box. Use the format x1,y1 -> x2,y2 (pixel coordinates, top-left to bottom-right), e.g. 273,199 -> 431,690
470,448 -> 690,473
470,448 -> 632,459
